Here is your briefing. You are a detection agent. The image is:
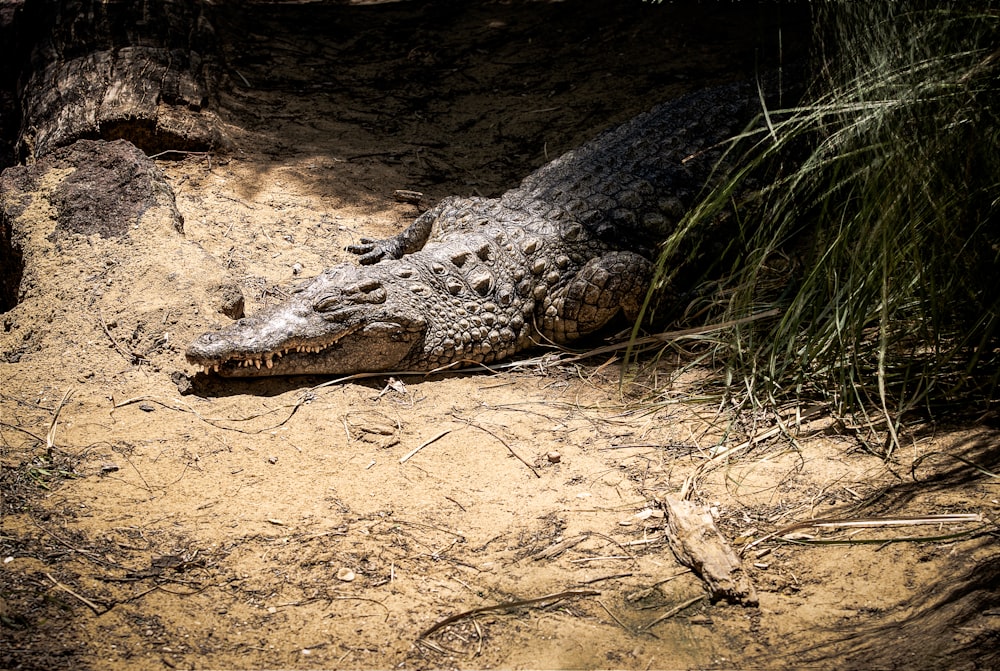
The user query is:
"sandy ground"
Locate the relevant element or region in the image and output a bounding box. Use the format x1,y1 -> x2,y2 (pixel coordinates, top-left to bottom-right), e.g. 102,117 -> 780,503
2,2 -> 998,670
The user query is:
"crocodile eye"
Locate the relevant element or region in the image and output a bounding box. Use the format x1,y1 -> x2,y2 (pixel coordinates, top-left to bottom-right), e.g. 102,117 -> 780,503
325,278 -> 387,304
355,278 -> 382,293
314,295 -> 340,312
352,284 -> 387,304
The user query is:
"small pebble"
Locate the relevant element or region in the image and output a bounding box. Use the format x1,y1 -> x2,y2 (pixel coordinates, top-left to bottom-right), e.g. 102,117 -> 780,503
139,402 -> 155,412
546,451 -> 561,463
171,371 -> 193,395
336,568 -> 355,582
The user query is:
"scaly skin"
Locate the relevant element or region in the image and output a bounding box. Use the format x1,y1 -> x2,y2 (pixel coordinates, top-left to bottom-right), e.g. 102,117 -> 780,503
186,81 -> 766,376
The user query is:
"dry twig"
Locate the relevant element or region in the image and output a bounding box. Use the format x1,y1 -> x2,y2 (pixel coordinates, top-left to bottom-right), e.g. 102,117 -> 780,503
459,420 -> 540,478
679,407 -> 823,499
640,595 -> 705,631
399,429 -> 452,464
45,572 -> 105,615
98,311 -> 146,364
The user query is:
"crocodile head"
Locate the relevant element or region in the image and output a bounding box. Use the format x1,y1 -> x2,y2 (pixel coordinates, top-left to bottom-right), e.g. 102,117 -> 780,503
186,263 -> 427,376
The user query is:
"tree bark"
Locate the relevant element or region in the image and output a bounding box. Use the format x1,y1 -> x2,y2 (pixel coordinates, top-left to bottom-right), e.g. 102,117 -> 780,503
15,0 -> 225,160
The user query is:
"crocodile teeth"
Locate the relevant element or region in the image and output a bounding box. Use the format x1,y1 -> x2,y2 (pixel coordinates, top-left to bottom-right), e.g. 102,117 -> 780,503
265,354 -> 274,369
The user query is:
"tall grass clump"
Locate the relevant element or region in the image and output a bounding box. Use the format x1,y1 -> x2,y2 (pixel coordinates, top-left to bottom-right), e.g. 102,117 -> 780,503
647,1 -> 1000,445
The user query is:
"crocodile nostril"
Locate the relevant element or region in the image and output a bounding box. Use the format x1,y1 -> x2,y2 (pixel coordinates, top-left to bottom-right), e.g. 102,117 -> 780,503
194,333 -> 221,346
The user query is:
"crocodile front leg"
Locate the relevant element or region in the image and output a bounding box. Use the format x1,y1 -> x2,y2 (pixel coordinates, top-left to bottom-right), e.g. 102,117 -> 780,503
347,195 -> 501,265
347,205 -> 440,264
539,250 -> 652,344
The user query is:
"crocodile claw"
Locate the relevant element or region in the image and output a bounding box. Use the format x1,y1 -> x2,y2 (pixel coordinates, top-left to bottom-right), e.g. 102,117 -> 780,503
347,237 -> 406,265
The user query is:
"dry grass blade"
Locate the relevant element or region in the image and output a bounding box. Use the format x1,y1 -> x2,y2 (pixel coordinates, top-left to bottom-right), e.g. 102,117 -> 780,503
532,533 -> 590,561
911,451 -> 1000,481
417,589 -> 600,640
562,308 -> 781,363
638,1 -> 1000,442
0,420 -> 45,443
743,513 -> 987,553
808,514 -> 982,529
579,572 -> 634,585
45,388 -> 74,458
679,407 -> 821,499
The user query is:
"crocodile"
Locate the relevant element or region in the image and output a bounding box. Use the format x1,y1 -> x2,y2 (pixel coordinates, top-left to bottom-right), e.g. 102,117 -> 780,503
186,81 -> 770,377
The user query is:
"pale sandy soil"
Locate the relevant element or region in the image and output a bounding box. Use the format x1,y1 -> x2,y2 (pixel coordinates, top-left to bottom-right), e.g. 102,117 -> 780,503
2,3 -> 997,670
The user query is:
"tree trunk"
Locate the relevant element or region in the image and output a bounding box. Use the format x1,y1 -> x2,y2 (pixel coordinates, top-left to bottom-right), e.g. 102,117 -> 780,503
15,0 -> 225,160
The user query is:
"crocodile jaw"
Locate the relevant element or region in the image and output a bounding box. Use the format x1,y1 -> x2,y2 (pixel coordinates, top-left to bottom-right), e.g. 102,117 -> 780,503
186,320 -> 421,377
185,266 -> 427,377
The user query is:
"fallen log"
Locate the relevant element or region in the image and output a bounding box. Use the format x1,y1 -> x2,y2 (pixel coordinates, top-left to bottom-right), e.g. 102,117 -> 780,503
662,495 -> 758,606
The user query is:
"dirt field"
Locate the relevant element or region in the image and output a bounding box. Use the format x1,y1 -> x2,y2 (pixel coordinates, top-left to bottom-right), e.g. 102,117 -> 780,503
2,2 -> 998,669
